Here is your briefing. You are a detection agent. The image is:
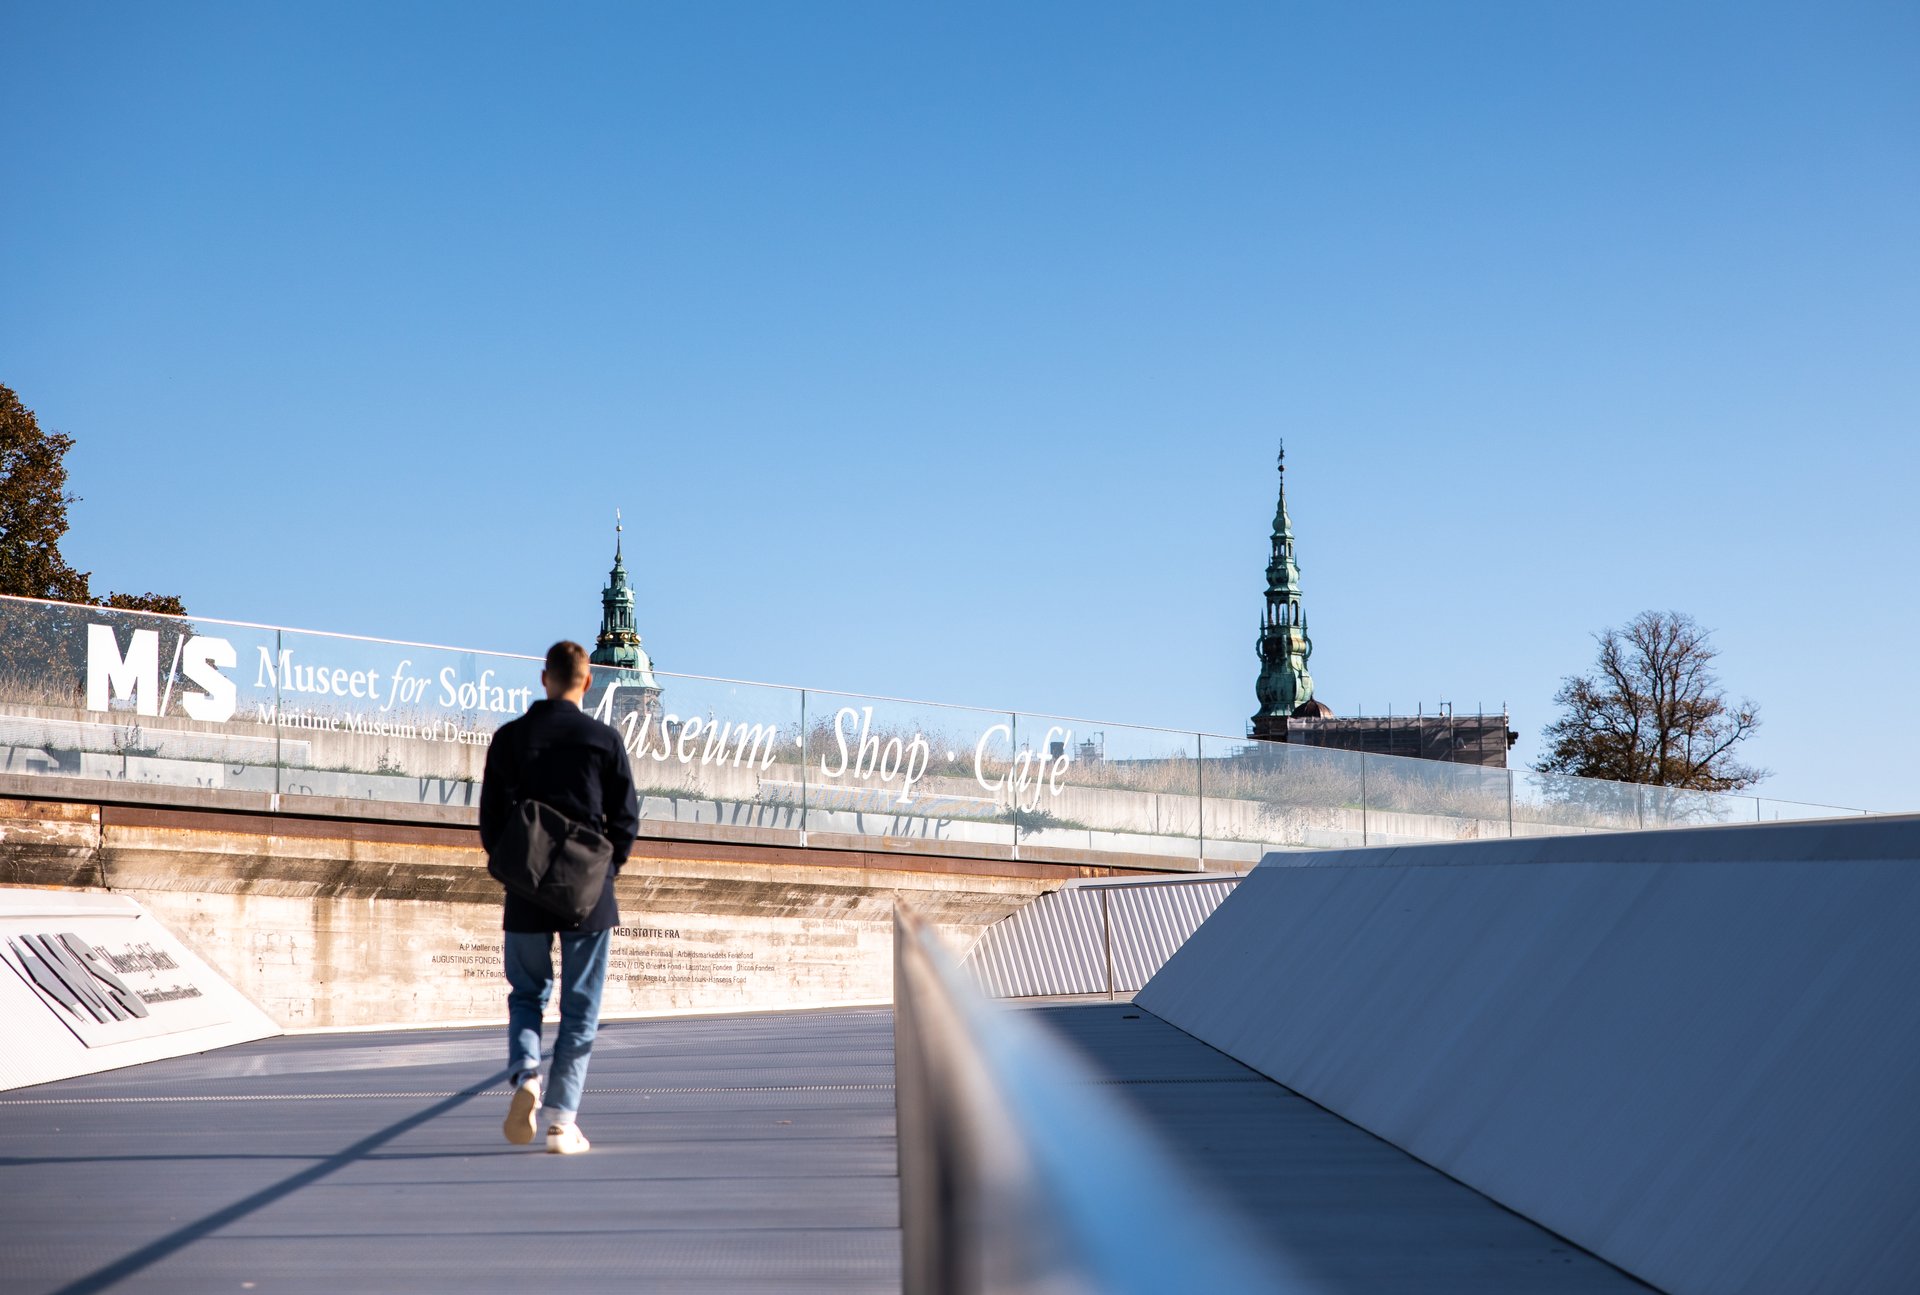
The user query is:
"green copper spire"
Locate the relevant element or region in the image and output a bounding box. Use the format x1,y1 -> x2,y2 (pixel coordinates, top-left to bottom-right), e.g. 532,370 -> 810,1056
1251,444 -> 1316,738
591,510 -> 657,686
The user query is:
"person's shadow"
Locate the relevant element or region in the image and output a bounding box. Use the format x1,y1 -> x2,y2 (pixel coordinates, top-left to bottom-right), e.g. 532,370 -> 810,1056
48,1071 -> 509,1295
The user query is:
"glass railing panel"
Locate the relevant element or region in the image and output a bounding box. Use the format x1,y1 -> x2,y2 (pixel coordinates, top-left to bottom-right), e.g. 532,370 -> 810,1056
1512,768 -> 1644,834
0,594 -> 1882,843
0,597 -> 93,734
1358,751 -> 1514,845
1198,734 -> 1366,856
603,670 -> 804,842
1634,781 -> 1746,829
800,691 -> 1017,853
0,596 -> 288,795
260,626 -> 534,808
1013,716 -> 1202,866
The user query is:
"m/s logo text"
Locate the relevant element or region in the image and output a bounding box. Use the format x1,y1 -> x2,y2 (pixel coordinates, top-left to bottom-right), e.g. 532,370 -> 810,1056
7,932 -> 153,1025
84,625 -> 533,723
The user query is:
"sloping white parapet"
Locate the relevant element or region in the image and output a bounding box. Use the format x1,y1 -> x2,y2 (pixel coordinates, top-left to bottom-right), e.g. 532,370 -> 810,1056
1136,816 -> 1920,1295
0,888 -> 280,1092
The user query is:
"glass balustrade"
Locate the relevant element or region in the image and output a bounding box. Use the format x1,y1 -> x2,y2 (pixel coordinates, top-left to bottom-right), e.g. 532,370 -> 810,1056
0,593 -> 1876,866
796,689 -> 1018,854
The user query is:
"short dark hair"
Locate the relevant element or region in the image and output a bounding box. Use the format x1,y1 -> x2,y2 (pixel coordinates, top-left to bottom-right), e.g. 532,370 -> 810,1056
545,640 -> 590,686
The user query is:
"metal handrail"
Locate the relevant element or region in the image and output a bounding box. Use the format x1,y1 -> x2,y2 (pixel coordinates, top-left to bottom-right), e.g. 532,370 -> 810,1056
893,904 -> 1294,1294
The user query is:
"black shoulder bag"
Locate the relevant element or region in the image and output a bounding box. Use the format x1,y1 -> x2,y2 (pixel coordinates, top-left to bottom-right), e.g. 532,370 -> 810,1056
486,753 -> 616,923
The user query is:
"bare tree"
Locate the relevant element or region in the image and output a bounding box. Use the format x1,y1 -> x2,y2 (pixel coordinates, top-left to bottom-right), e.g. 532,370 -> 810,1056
1536,611 -> 1764,791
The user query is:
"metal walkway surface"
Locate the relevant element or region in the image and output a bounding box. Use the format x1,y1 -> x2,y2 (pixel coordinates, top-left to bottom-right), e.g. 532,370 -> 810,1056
0,1008 -> 900,1295
1026,1002 -> 1656,1294
2,1001 -> 1655,1294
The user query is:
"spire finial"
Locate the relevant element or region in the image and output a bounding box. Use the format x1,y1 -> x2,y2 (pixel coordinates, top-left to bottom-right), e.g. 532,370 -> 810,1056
615,508 -> 623,561
1278,439 -> 1285,472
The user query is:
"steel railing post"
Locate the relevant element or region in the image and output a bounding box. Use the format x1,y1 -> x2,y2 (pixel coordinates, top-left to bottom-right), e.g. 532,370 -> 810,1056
1360,754 -> 1369,846
1102,888 -> 1115,1001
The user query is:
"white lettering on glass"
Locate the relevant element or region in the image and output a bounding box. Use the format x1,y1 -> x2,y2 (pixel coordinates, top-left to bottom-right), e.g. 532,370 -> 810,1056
974,722 -> 1071,811
179,636 -> 238,722
86,625 -> 160,715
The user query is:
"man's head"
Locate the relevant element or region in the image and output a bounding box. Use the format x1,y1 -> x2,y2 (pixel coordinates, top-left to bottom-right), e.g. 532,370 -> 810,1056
542,640 -> 592,703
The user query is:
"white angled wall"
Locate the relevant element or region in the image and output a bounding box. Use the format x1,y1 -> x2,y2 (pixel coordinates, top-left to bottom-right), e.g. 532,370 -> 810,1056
0,889 -> 280,1091
1136,816 -> 1920,1295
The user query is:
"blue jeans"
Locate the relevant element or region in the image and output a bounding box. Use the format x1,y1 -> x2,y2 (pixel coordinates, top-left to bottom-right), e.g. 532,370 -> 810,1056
504,928 -> 612,1123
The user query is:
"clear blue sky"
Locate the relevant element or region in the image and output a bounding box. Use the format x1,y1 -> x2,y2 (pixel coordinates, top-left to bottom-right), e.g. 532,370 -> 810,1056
3,3 -> 1915,810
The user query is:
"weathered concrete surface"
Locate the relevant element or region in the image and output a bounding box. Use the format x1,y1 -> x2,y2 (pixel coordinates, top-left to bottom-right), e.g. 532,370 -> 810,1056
1139,816 -> 1920,1295
0,793 -> 1135,1029
120,846 -> 1059,1028
0,795 -> 103,887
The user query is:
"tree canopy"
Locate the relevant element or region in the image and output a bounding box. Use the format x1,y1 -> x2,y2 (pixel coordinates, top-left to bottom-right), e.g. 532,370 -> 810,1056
0,384 -> 185,615
1536,610 -> 1763,791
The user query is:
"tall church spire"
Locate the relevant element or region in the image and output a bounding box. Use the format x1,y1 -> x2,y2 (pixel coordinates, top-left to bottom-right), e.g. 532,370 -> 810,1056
592,510 -> 648,672
1251,443 -> 1318,739
584,510 -> 662,726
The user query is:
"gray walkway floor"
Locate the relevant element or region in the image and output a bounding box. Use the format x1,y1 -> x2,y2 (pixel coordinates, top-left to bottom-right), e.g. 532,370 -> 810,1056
3,1002 -> 1654,1294
1028,1001 -> 1654,1293
0,1008 -> 900,1295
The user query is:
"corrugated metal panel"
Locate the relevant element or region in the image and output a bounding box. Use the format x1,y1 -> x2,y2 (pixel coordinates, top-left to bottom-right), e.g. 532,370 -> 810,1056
961,876 -> 1241,998
1108,880 -> 1237,992
960,887 -> 1107,997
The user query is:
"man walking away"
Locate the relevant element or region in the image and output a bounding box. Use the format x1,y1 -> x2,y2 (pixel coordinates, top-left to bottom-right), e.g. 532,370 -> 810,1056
480,640 -> 639,1154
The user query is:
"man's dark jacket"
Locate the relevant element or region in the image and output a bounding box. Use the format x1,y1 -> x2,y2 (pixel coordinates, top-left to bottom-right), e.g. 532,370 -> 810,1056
480,698 -> 640,933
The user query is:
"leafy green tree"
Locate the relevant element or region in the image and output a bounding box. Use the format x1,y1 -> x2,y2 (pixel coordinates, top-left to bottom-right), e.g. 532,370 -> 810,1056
0,385 -> 92,603
1536,610 -> 1764,791
0,384 -> 185,613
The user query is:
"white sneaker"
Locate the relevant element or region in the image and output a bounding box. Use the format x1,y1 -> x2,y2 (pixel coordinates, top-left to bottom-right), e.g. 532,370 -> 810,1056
503,1075 -> 542,1145
546,1122 -> 591,1155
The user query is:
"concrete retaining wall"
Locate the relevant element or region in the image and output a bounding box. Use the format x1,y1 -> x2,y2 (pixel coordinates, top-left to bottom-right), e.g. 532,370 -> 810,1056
0,794 -> 1116,1029
1137,815 -> 1920,1295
